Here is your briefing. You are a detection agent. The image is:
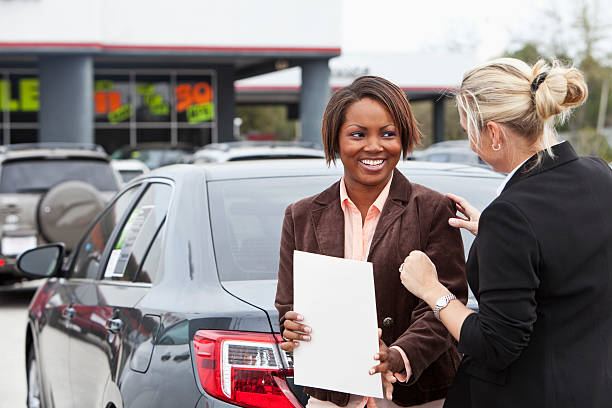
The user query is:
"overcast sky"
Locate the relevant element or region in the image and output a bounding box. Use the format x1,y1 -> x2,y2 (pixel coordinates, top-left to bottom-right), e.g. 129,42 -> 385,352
340,0 -> 603,62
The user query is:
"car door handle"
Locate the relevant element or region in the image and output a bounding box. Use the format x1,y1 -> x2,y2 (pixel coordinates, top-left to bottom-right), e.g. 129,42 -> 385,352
106,318 -> 123,334
62,306 -> 76,320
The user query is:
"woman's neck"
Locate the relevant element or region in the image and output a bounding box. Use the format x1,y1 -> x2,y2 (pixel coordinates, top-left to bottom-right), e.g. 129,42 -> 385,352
343,174 -> 390,222
505,137 -> 558,172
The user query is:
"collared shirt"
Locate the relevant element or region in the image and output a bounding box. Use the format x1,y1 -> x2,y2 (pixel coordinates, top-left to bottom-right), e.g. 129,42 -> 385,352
496,159 -> 528,196
339,174 -> 412,393
340,175 -> 393,261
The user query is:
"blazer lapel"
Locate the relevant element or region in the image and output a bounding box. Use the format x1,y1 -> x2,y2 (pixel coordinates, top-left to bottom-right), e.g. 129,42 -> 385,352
368,169 -> 411,257
311,181 -> 345,259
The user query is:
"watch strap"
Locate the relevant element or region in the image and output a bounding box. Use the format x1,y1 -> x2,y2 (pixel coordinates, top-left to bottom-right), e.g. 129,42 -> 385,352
433,294 -> 457,320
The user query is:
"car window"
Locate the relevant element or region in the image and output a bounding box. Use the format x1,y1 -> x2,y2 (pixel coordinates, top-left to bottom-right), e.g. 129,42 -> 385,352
208,176 -> 338,281
208,173 -> 501,282
0,159 -> 119,193
102,183 -> 172,282
134,223 -> 164,284
119,170 -> 145,183
71,186 -> 141,279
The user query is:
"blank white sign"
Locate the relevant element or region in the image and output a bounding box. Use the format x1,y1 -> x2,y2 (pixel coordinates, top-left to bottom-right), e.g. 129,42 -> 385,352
292,250 -> 383,398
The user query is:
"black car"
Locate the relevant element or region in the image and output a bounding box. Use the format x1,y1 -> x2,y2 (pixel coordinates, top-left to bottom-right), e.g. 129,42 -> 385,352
20,159 -> 502,408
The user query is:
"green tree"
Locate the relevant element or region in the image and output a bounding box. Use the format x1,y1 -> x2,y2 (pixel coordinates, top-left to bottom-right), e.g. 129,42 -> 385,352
503,0 -> 612,159
504,43 -> 542,66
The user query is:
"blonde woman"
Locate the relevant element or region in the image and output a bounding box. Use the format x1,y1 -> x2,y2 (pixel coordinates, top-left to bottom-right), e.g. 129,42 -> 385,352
398,58 -> 612,407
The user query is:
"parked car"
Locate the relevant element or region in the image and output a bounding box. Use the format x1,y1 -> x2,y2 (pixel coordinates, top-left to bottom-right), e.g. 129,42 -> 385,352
111,143 -> 196,169
0,143 -> 121,284
20,159 -> 502,408
112,159 -> 150,183
413,139 -> 490,168
189,141 -> 326,163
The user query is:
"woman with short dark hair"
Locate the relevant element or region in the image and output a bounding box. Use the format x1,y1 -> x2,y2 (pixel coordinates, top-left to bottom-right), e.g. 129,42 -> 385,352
275,76 -> 467,407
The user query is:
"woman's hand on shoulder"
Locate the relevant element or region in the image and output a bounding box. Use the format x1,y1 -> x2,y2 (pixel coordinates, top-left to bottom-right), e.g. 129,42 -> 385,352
446,193 -> 480,236
280,311 -> 311,352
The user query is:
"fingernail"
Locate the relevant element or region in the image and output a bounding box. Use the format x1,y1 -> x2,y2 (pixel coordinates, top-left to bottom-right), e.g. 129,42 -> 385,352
374,353 -> 380,360
297,314 -> 304,321
304,326 -> 311,333
303,335 -> 311,341
369,369 -> 375,375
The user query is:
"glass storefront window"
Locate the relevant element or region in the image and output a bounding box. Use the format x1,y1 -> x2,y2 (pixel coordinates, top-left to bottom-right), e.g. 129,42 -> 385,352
176,74 -> 215,125
136,128 -> 171,142
94,128 -> 130,155
134,74 -> 171,123
0,74 -> 38,124
1,69 -> 217,150
9,128 -> 38,144
178,127 -> 212,146
94,74 -> 132,124
1,71 -> 38,144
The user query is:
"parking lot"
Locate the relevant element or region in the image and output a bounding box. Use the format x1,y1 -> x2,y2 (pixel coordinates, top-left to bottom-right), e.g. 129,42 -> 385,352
0,282 -> 39,408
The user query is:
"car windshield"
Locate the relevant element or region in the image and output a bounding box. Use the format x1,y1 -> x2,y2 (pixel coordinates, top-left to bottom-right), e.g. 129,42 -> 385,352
0,159 -> 118,193
208,172 -> 500,282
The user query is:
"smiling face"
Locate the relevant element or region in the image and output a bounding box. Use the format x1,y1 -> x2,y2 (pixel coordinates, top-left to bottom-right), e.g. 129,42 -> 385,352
339,98 -> 403,190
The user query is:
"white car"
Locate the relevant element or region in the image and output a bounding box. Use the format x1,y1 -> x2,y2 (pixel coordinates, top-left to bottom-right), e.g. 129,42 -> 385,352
189,141 -> 326,163
111,159 -> 150,183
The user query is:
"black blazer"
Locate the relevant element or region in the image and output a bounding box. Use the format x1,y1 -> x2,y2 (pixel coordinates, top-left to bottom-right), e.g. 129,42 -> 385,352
444,142 -> 612,408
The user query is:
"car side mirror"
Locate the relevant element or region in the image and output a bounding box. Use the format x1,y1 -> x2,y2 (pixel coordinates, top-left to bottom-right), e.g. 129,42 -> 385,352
17,243 -> 65,279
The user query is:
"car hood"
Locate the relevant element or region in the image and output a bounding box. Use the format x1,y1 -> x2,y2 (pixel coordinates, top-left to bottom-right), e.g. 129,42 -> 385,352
221,279 -> 281,332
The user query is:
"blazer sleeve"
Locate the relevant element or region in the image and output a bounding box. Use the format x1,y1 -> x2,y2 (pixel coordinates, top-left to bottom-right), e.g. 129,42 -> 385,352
275,204 -> 295,334
391,196 -> 468,383
459,200 -> 540,371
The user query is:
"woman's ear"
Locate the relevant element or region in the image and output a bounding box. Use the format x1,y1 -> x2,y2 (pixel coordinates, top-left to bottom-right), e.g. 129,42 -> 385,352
485,121 -> 504,148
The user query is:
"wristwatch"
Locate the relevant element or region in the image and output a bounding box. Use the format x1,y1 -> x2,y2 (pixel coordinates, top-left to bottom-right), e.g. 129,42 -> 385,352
433,294 -> 457,320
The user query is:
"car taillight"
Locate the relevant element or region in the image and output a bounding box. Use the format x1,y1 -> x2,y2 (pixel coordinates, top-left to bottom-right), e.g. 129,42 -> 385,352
193,330 -> 301,408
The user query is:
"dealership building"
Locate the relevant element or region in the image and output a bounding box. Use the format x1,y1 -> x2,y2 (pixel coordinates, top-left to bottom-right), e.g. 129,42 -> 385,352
0,0 -> 342,153
0,0 -> 474,153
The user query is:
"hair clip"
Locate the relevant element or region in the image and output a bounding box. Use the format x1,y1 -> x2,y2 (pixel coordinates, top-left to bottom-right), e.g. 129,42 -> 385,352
531,72 -> 549,102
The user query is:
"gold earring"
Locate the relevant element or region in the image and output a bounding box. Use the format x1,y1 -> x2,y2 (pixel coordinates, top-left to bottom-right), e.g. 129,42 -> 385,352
492,144 -> 502,151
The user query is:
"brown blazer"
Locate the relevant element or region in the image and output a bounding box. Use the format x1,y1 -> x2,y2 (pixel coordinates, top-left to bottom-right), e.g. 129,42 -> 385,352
275,169 -> 468,407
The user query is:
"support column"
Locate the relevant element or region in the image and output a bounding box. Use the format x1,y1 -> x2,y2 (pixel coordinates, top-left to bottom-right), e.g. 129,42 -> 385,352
39,55 -> 93,144
433,97 -> 445,144
300,60 -> 330,147
216,65 -> 235,143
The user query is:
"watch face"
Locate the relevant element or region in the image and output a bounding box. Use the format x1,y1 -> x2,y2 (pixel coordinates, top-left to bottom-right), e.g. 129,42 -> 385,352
436,298 -> 447,308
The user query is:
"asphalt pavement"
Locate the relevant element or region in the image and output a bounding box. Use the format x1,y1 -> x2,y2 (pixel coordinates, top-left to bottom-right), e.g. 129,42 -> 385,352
0,281 -> 41,408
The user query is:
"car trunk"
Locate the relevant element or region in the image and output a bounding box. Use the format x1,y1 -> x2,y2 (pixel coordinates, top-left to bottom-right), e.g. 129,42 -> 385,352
221,279 -> 281,332
221,279 -> 308,406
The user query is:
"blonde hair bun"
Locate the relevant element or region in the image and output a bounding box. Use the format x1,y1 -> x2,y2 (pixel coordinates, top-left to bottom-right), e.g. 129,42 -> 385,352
456,57 -> 588,158
532,60 -> 588,121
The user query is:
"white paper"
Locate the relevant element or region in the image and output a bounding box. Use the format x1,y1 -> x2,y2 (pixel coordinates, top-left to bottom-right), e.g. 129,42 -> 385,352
292,250 -> 383,398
